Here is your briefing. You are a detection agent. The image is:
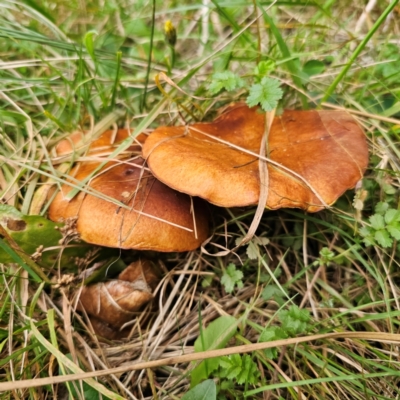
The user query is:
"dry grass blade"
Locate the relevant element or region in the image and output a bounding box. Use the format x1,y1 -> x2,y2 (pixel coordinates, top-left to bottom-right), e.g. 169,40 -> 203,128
236,109 -> 275,247
1,331 -> 400,391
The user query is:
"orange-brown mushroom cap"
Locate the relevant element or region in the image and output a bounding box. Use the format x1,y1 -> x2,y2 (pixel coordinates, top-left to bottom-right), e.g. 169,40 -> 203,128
49,131 -> 209,251
142,104 -> 369,212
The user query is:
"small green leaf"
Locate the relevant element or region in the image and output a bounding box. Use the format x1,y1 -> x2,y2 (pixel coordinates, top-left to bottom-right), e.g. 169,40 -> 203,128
259,326 -> 287,359
382,183 -> 396,195
279,305 -> 311,336
369,214 -> 385,230
254,60 -> 276,80
385,209 -> 400,225
209,71 -> 244,95
261,285 -> 285,306
255,237 -> 270,246
387,225 -> 400,240
182,380 -> 217,400
359,226 -> 372,238
218,354 -> 242,380
375,202 -> 389,214
221,264 -> 244,293
303,59 -> 325,76
374,230 -> 393,247
236,354 -> 260,385
246,242 -> 259,260
246,77 -> 283,111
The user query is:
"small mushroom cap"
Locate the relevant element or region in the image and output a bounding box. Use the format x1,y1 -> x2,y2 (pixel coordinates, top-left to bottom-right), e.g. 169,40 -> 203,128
142,104 -> 369,212
49,130 -> 209,251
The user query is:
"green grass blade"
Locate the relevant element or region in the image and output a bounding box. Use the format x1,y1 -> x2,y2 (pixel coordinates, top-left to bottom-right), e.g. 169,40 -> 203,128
321,0 -> 400,103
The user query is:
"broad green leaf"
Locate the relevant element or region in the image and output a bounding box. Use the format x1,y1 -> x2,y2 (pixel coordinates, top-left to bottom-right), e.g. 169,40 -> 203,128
191,316 -> 238,387
181,380 -> 216,400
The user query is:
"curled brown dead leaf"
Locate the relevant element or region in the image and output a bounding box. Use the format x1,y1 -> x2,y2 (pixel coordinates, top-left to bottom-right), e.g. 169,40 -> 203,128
75,260 -> 159,339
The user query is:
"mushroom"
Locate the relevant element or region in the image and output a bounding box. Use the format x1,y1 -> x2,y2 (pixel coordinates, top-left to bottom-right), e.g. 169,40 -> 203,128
49,129 -> 209,252
142,103 -> 369,212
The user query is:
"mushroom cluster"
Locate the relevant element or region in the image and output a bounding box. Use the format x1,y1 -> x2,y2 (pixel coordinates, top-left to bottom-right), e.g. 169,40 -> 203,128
49,103 -> 369,339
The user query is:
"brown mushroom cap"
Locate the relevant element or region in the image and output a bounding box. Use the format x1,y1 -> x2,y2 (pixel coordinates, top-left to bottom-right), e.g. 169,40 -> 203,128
49,131 -> 209,251
142,104 -> 369,212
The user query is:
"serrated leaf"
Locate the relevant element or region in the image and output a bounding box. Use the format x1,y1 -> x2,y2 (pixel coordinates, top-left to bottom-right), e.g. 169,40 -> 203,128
254,60 -> 276,79
359,226 -> 372,238
221,264 -> 243,294
374,230 -> 393,247
369,214 -> 385,230
236,355 -> 260,385
279,305 -> 311,336
221,354 -> 242,380
375,202 -> 389,214
191,316 -> 238,387
385,209 -> 400,225
362,236 -> 375,247
246,242 -> 259,260
235,236 -> 244,246
261,285 -> 283,301
259,326 -> 287,359
255,237 -> 270,246
182,380 -> 217,400
246,77 -> 283,111
209,71 -> 244,95
387,225 -> 400,240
